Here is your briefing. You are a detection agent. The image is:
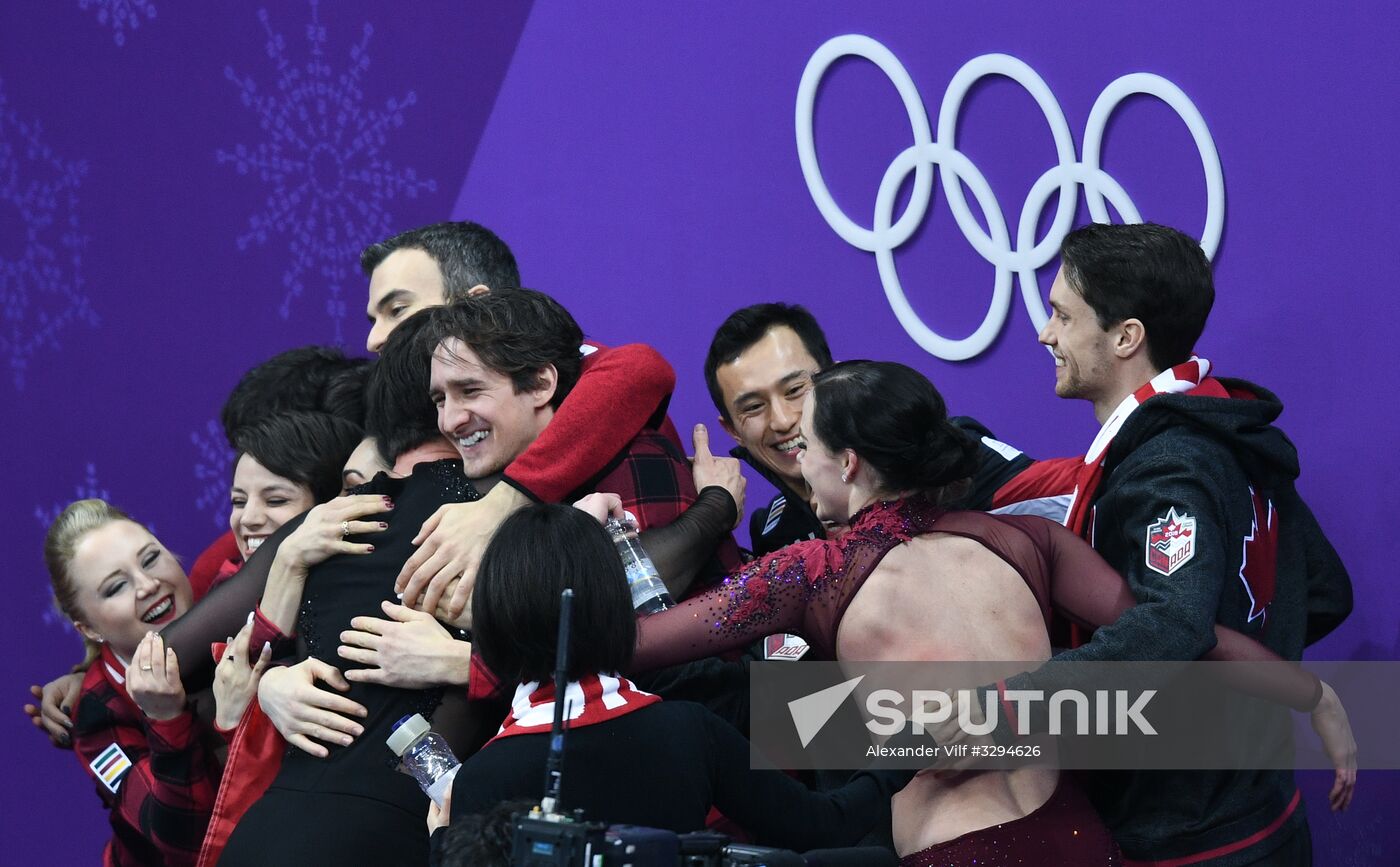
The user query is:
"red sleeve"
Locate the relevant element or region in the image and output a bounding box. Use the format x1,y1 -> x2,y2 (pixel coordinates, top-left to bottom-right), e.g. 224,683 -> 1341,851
249,605 -> 295,657
502,342 -> 676,503
72,670 -> 216,865
992,456 -> 1083,505
188,531 -> 241,601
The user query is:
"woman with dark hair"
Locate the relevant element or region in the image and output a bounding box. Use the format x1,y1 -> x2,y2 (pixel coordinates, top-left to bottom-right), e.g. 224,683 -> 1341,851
25,393 -> 372,744
228,410 -> 364,565
441,502 -> 913,853
631,360 -> 1350,865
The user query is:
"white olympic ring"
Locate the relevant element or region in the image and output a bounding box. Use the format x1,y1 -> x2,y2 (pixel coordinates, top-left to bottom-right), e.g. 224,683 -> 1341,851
795,35 -> 1225,361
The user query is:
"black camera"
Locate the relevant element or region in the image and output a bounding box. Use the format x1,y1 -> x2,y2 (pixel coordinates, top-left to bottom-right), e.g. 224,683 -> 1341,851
510,812 -> 806,866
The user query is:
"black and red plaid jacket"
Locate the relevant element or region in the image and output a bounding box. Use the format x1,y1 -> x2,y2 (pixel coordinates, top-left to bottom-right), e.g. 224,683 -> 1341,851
72,645 -> 220,866
572,429 -> 739,548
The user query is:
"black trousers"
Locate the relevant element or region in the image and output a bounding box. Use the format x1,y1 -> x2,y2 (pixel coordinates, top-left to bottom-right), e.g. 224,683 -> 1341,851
219,787 -> 428,866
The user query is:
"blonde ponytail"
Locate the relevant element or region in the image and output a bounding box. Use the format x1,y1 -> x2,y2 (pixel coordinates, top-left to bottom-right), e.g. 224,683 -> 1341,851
44,499 -> 135,672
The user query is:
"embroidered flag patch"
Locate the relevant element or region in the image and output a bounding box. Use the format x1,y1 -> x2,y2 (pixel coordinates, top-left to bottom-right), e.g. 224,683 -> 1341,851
89,742 -> 133,794
764,633 -> 810,661
1146,507 -> 1196,576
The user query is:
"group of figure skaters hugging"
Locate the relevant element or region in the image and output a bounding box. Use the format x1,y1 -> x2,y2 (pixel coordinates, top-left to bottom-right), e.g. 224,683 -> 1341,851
26,219 -> 1357,866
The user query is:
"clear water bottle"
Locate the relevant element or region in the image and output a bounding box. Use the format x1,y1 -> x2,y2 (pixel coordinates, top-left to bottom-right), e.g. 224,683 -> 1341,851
605,515 -> 674,614
386,713 -> 460,807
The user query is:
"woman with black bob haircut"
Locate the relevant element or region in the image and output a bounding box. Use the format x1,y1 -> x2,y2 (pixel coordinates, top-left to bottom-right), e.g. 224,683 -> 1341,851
232,410 -> 364,504
471,503 -> 635,685
227,410 -> 364,565
443,502 -> 913,852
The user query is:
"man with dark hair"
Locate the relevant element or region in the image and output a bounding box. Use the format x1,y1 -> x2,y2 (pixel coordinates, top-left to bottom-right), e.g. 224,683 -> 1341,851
361,221 -> 520,354
706,302 -> 1030,559
1045,222 -> 1215,412
422,292 -> 585,486
704,303 -> 833,557
991,222 -> 1353,865
357,221 -> 699,624
326,291 -> 740,710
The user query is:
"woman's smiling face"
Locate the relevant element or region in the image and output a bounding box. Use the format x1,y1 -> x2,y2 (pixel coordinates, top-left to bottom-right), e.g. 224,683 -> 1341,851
229,453 -> 315,560
67,520 -> 192,660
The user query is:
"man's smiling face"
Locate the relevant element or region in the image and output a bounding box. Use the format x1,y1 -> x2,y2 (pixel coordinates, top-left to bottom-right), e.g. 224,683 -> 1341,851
715,325 -> 821,491
1039,266 -> 1115,404
429,338 -> 553,479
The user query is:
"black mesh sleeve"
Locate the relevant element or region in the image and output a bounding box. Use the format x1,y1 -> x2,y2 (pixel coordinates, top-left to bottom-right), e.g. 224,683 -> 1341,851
637,486 -> 737,599
159,513 -> 308,692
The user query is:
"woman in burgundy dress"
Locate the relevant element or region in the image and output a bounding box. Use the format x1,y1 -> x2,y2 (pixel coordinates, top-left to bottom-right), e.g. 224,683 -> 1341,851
631,361 -> 1350,865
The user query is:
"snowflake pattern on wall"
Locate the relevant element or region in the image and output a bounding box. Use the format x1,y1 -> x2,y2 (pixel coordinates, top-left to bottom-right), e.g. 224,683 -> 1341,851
192,418 -> 233,529
0,80 -> 94,390
78,0 -> 157,47
217,0 -> 436,343
33,463 -> 110,627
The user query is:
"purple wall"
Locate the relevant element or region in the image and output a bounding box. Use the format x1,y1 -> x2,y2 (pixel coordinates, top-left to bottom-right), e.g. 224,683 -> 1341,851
3,1 -> 1395,861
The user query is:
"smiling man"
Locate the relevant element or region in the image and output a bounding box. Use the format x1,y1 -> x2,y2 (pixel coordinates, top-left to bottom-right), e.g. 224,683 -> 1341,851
426,295 -> 579,485
415,291 -> 738,614
704,304 -> 832,556
991,222 -> 1354,866
705,303 -> 1029,557
357,222 -> 692,622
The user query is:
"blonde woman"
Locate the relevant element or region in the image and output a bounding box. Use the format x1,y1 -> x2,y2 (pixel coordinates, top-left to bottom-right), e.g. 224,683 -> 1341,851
46,499 -> 266,866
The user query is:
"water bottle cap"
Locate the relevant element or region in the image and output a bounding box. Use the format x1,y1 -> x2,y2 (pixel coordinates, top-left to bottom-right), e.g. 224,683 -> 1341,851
605,512 -> 641,538
386,712 -> 430,756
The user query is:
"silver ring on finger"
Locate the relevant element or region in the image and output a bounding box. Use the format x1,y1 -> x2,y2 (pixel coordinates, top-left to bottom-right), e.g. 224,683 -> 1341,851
341,520 -> 350,539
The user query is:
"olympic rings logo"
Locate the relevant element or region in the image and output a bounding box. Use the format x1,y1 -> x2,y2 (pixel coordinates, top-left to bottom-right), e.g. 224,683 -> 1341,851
795,35 -> 1225,361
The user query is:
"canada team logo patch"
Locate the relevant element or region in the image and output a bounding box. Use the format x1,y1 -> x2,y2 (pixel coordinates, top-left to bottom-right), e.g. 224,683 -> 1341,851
89,742 -> 133,794
764,633 -> 811,661
1146,507 -> 1196,576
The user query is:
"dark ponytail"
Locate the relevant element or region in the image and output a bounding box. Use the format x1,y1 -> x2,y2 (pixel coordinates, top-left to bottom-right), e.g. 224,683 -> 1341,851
810,361 -> 978,503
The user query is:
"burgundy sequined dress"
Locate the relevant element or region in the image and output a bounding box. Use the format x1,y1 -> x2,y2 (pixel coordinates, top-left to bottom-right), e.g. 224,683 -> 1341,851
633,497 -> 1129,865
633,495 -> 1134,668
